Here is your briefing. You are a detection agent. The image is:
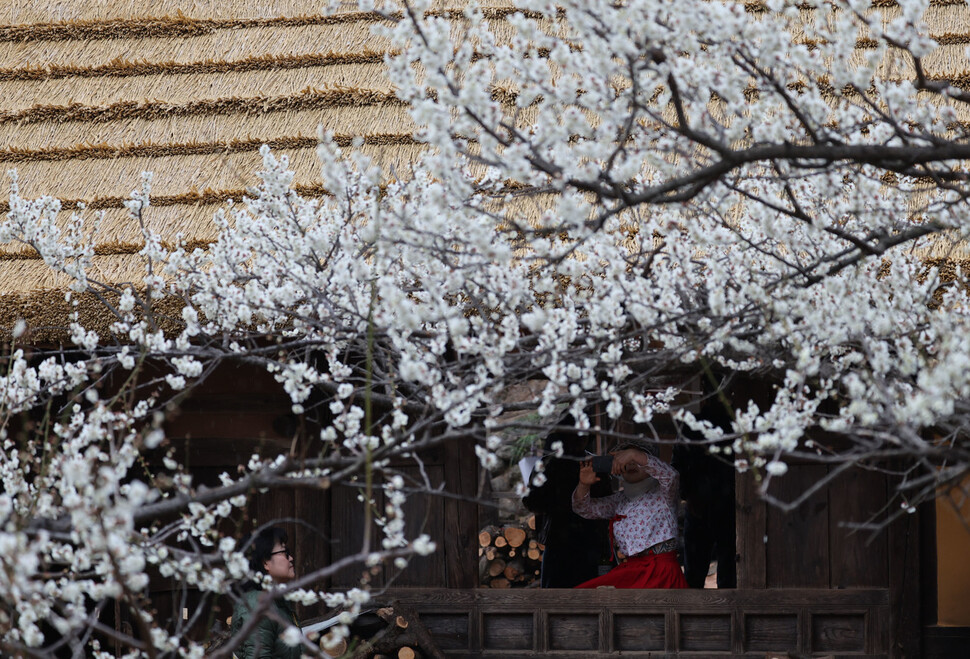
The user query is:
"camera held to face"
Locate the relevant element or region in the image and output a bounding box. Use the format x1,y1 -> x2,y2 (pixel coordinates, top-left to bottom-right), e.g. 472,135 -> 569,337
590,455 -> 614,473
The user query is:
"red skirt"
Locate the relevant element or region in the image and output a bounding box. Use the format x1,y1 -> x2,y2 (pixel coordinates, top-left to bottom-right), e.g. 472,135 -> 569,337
574,551 -> 689,589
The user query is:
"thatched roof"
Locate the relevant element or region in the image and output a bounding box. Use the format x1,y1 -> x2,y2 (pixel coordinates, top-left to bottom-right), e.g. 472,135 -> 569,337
0,1 -> 430,337
1,1 -> 969,338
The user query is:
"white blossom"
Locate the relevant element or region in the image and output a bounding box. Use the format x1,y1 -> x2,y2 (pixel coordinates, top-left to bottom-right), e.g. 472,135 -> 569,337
0,0 -> 967,653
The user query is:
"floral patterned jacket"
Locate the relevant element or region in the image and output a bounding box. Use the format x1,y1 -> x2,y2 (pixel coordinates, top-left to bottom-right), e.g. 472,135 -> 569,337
572,453 -> 680,557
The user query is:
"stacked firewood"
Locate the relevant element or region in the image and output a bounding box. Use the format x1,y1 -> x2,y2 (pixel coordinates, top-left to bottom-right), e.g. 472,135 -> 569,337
477,516 -> 544,588
349,604 -> 444,659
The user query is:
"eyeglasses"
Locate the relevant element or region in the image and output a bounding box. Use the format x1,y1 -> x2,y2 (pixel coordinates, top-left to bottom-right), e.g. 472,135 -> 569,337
269,548 -> 293,559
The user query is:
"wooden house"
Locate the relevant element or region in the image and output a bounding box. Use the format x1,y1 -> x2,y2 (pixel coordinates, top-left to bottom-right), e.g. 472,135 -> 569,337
0,1 -> 968,656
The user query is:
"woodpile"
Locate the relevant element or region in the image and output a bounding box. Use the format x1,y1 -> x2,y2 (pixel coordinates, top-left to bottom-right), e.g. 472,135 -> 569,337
477,516 -> 543,588
349,604 -> 444,659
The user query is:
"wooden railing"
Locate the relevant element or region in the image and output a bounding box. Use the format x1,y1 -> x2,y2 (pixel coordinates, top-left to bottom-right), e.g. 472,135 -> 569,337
379,587 -> 891,658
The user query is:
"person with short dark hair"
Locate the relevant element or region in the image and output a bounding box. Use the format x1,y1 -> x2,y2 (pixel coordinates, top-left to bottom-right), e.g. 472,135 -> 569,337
229,526 -> 302,659
572,440 -> 688,589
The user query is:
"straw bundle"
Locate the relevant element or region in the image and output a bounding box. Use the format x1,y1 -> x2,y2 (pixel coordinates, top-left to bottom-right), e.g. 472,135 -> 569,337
5,141 -> 429,201
0,205 -> 224,257
0,1 -> 521,26
0,50 -> 390,82
0,62 -> 394,113
0,104 -> 416,152
913,232 -> 970,260
452,13 -> 562,47
6,149 -> 270,201
880,3 -> 968,34
0,2 -> 371,24
868,42 -> 970,80
0,86 -> 402,126
0,253 -> 150,293
0,22 -> 394,70
0,285 -> 188,343
0,183 -> 334,216
0,133 -> 417,165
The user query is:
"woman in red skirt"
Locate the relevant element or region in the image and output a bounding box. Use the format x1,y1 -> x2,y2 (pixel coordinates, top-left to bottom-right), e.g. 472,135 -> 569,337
572,440 -> 688,589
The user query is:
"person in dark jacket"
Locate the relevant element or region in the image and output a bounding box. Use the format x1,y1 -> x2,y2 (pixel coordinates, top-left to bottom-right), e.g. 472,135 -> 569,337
523,421 -> 611,587
672,403 -> 737,589
230,526 -> 303,659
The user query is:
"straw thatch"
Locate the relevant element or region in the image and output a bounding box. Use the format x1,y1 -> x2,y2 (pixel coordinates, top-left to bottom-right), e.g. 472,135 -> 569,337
0,253 -> 159,293
0,1 -> 522,25
0,1 -> 422,332
0,105 -> 417,151
0,1 -> 526,25
0,0 -> 969,336
0,23 -> 395,70
0,284 -> 188,344
0,3 -> 369,25
3,141 -> 427,201
0,205 -> 222,257
0,62 -> 395,112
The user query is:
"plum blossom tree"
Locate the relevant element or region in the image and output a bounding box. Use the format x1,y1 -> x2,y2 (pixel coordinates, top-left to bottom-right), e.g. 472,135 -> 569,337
2,0 -> 970,655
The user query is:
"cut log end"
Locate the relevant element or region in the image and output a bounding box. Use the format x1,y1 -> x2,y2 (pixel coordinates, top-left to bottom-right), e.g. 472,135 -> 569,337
503,559 -> 524,580
377,606 -> 395,622
504,526 -> 527,547
478,530 -> 492,547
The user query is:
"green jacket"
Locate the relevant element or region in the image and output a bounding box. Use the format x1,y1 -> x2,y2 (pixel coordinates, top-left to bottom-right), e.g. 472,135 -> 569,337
230,589 -> 303,659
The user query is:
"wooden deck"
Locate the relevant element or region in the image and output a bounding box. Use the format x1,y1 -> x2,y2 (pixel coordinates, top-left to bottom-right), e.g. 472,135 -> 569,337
382,588 -> 891,658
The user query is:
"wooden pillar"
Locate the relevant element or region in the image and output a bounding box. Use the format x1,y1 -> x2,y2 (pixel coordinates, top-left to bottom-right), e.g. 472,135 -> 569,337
887,479 -> 921,659
443,438 -> 480,588
736,471 -> 766,589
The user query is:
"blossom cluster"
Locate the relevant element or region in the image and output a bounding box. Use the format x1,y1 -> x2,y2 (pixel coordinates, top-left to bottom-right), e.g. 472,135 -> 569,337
1,0 -> 969,654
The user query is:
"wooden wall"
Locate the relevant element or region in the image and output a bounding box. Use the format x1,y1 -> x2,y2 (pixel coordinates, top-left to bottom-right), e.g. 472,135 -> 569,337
737,461 -> 920,658
738,464 -> 891,590
329,439 -> 479,589
150,359 -> 322,632
156,360 -> 481,632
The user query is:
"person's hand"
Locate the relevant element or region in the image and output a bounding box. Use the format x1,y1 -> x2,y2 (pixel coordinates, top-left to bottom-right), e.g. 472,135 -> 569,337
611,449 -> 645,479
578,459 -> 600,486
